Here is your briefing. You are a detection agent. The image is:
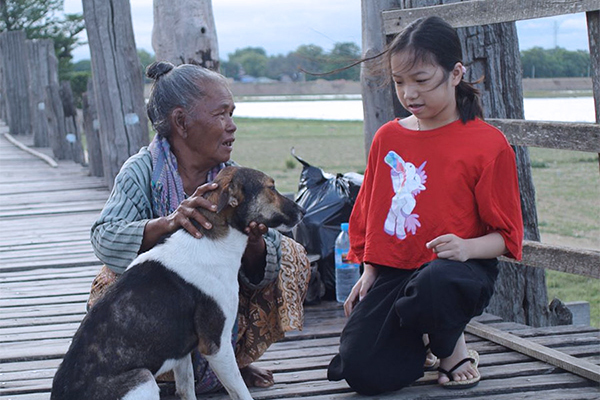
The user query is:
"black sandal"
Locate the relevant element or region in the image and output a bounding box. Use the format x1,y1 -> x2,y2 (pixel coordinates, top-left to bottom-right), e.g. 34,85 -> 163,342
438,349 -> 480,389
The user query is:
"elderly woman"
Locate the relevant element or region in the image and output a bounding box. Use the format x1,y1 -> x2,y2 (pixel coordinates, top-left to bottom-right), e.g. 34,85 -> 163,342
88,61 -> 310,392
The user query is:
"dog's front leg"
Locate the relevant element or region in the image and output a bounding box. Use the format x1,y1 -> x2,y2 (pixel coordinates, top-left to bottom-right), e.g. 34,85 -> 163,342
173,353 -> 196,400
206,344 -> 253,400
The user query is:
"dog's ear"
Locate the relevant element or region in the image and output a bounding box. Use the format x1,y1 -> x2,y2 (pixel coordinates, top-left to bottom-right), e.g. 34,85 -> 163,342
216,185 -> 239,213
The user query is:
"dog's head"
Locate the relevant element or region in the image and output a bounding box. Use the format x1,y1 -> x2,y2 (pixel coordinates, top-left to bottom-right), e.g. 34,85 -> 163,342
208,166 -> 305,234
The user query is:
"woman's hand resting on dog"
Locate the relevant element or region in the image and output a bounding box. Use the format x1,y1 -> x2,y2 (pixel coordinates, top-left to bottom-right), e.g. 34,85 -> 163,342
140,182 -> 220,252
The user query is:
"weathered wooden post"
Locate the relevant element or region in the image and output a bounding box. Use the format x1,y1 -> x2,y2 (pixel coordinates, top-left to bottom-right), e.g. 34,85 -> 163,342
360,0 -> 401,158
82,79 -> 104,177
0,30 -> 32,136
82,0 -> 149,189
152,0 -> 219,69
27,39 -> 54,148
60,81 -> 85,164
588,11 -> 600,125
456,20 -> 557,326
586,10 -> 600,172
0,44 -> 6,122
45,82 -> 69,160
40,44 -> 73,161
459,20 -> 554,326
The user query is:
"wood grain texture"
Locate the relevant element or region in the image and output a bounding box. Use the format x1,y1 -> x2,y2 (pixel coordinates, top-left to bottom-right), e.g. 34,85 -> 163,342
152,0 -> 220,69
383,0 -> 600,34
81,0 -> 149,189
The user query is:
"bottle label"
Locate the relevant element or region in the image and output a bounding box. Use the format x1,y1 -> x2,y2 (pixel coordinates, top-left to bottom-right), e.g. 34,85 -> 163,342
335,248 -> 359,269
341,251 -> 349,263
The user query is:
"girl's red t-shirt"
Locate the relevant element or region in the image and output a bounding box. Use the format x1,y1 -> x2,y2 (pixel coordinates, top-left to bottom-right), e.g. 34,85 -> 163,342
348,118 -> 523,269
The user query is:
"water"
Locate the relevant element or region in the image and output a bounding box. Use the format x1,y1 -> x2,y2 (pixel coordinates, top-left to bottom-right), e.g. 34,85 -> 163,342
335,264 -> 360,303
334,224 -> 361,303
522,97 -> 594,123
335,264 -> 361,303
235,98 -> 365,121
234,96 -> 596,123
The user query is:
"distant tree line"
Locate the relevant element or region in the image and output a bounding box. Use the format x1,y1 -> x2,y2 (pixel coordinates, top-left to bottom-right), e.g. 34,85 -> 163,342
521,47 -> 591,78
220,42 -> 362,82
0,0 -> 85,81
70,44 -> 360,103
220,45 -> 591,82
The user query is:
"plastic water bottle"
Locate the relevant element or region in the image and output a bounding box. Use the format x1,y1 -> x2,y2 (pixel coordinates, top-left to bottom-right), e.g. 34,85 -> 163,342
334,223 -> 361,303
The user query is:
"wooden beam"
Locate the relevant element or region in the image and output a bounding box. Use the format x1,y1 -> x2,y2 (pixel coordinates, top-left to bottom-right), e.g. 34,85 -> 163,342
487,119 -> 600,153
586,10 -> 600,125
0,31 -> 32,136
2,133 -> 58,168
82,0 -> 149,189
466,320 -> 600,383
360,0 -> 399,158
152,0 -> 220,69
585,10 -> 600,171
502,240 -> 600,279
383,0 -> 600,35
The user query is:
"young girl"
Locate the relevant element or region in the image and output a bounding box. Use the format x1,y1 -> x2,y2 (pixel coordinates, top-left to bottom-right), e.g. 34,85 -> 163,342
327,16 -> 523,395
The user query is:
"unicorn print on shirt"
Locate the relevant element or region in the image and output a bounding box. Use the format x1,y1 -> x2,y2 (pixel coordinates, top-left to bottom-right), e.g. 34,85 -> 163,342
383,151 -> 427,239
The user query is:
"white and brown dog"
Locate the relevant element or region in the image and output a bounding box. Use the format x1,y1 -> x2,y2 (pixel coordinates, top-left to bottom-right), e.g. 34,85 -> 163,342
51,166 -> 305,400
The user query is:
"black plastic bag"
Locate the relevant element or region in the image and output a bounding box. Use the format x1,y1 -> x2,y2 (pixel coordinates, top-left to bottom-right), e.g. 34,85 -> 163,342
291,149 -> 363,301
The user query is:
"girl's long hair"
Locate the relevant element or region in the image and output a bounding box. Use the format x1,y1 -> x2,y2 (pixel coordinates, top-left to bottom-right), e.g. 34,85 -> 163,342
388,16 -> 484,122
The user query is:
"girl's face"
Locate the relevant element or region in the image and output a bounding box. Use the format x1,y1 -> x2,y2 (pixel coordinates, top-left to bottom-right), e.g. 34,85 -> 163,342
391,51 -> 463,126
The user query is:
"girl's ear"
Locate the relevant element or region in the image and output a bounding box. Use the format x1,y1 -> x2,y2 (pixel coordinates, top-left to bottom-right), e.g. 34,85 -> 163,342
170,108 -> 187,138
451,63 -> 463,86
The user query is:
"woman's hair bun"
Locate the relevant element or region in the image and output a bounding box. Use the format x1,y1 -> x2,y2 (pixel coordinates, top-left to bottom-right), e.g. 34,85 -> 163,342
146,61 -> 175,80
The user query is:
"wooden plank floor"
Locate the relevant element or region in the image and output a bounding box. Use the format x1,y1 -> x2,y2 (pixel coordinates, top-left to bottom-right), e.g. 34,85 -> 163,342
1,127 -> 599,399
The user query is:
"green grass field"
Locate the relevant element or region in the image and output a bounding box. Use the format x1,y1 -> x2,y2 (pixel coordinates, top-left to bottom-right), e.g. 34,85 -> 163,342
231,118 -> 368,192
231,117 -> 600,327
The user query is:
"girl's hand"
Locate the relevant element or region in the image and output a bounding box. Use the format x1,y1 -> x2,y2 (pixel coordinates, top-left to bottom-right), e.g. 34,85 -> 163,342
425,232 -> 507,262
426,233 -> 469,261
344,263 -> 378,317
427,232 -> 507,261
166,182 -> 219,238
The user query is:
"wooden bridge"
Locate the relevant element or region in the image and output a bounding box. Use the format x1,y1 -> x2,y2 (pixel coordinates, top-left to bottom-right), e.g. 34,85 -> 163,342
1,125 -> 599,399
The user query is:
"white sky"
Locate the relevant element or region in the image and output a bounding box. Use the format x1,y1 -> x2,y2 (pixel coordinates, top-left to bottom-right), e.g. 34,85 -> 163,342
63,0 -> 590,62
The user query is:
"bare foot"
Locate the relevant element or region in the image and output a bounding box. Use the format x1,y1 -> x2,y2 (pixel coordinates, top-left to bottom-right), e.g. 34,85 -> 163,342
437,333 -> 479,384
240,364 -> 274,388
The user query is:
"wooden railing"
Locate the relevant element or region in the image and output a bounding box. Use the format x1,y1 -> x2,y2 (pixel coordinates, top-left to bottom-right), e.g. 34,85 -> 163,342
382,0 -> 600,34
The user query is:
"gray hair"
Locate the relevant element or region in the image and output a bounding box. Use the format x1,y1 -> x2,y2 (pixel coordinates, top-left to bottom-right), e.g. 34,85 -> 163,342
145,62 -> 229,137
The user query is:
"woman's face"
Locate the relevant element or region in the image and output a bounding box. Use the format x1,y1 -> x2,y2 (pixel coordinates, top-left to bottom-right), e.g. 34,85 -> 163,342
390,51 -> 462,125
182,79 -> 237,167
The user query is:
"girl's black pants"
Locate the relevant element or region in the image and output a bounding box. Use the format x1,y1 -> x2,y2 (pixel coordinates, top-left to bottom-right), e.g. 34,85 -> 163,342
327,258 -> 498,395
